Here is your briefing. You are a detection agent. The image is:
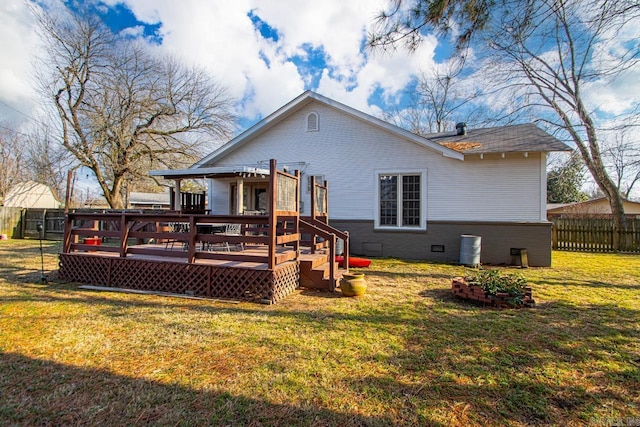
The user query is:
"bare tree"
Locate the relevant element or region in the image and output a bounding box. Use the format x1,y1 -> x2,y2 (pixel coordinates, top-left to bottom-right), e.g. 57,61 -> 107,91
0,126 -> 26,200
23,128 -> 73,200
416,57 -> 485,132
369,0 -> 640,249
602,131 -> 640,199
381,57 -> 486,135
487,0 -> 639,247
33,8 -> 236,209
380,94 -> 433,136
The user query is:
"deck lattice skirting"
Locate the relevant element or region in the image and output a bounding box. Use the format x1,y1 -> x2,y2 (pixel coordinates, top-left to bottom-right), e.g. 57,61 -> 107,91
59,253 -> 300,304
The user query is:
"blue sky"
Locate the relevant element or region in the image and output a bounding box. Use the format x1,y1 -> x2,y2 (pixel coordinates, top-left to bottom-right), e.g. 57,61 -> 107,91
1,0 -> 638,182
2,1 -> 638,132
95,2 -> 163,44
0,0 -> 446,133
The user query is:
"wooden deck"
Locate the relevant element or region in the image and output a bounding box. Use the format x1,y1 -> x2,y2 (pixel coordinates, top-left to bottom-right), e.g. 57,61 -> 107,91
58,160 -> 349,303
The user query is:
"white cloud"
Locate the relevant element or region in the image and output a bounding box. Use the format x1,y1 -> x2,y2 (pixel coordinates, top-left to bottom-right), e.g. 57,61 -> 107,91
585,18 -> 640,116
586,67 -> 640,116
0,0 -> 438,129
104,0 -> 434,119
2,0 -> 639,138
0,0 -> 41,126
119,25 -> 145,38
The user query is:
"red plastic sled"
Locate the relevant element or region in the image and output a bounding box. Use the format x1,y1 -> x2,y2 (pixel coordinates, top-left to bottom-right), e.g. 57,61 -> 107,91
335,256 -> 371,268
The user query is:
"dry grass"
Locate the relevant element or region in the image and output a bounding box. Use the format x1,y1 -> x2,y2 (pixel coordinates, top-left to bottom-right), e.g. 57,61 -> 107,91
0,239 -> 639,426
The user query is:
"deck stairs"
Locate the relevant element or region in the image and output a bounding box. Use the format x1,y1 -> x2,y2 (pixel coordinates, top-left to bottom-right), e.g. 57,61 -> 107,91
299,247 -> 344,291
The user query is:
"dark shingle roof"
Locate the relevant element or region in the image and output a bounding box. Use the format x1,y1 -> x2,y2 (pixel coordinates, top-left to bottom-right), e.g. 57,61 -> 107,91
426,123 -> 571,154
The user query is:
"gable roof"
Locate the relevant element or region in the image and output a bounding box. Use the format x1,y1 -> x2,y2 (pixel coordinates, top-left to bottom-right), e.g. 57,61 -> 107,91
428,123 -> 571,154
3,181 -> 60,208
193,91 -> 570,168
194,91 -> 465,167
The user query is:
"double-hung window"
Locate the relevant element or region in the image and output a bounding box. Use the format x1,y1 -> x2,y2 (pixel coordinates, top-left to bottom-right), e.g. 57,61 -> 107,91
376,171 -> 425,229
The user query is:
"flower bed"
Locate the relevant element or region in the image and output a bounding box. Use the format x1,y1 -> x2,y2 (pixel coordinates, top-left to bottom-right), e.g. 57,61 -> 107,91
451,277 -> 535,307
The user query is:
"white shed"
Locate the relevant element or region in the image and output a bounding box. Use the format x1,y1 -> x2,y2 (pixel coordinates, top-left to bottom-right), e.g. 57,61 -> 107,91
3,181 -> 61,209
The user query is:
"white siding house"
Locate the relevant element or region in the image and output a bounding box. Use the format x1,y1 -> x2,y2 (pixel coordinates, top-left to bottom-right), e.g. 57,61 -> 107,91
154,91 -> 570,266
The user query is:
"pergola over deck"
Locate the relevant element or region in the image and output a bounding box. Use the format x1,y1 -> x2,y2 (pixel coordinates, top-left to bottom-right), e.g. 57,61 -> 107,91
58,160 -> 349,303
149,164 -> 271,214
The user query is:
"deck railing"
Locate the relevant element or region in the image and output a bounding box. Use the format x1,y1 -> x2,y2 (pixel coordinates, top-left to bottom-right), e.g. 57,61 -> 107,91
300,217 -> 349,289
302,174 -> 350,273
62,159 -> 302,269
307,175 -> 328,253
62,211 -> 300,267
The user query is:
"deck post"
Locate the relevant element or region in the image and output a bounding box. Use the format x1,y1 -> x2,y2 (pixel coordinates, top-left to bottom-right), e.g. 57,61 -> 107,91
174,180 -> 182,210
268,159 -> 277,269
62,212 -> 72,253
119,213 -> 129,257
294,170 -> 301,258
329,233 -> 336,292
309,175 -> 317,254
343,231 -> 349,272
187,215 -> 196,263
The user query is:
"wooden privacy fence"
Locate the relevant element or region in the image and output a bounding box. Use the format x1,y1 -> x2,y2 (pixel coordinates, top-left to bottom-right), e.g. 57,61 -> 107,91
551,217 -> 640,253
0,207 -> 23,237
23,208 -> 66,240
0,207 -> 65,239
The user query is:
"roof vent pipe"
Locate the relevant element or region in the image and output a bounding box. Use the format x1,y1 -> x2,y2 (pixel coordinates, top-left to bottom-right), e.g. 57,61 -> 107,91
455,122 -> 467,136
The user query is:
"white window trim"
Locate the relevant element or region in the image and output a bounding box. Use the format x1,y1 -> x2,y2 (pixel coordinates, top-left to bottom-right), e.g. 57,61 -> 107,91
306,111 -> 319,132
373,169 -> 427,231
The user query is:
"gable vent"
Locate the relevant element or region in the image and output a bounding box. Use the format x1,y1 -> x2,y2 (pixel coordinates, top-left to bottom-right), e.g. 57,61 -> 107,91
306,112 -> 319,132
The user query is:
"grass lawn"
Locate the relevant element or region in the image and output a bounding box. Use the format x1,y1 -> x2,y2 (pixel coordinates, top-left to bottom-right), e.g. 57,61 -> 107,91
0,239 -> 638,426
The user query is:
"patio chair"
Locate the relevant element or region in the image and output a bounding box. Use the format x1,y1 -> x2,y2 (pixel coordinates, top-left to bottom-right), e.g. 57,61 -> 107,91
165,222 -> 189,250
219,223 -> 244,252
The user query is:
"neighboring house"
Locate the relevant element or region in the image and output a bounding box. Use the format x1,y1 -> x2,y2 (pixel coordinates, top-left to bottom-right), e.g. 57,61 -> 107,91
152,91 -> 570,266
547,197 -> 640,218
3,181 -> 61,209
128,191 -> 171,209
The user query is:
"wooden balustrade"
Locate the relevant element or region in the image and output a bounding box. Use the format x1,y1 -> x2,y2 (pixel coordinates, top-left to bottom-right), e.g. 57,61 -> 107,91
62,211 -> 300,268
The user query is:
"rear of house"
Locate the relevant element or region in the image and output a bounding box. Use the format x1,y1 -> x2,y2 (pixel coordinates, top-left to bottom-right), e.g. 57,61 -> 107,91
190,92 -> 570,266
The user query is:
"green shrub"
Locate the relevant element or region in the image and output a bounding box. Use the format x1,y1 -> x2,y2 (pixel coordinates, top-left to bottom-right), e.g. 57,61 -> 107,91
466,269 -> 528,305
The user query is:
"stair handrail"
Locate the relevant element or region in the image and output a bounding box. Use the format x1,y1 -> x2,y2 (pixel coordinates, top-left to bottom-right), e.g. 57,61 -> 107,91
300,218 -> 349,279
300,217 -> 349,269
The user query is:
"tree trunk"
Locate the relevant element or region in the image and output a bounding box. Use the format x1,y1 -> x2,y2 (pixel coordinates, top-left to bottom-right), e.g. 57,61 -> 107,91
607,187 -> 627,251
100,175 -> 125,209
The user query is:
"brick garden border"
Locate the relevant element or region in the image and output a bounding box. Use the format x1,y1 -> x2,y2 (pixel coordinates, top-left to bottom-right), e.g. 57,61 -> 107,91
451,276 -> 535,308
